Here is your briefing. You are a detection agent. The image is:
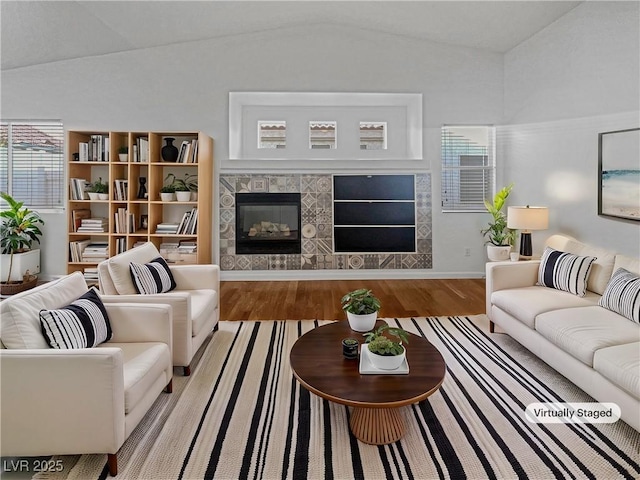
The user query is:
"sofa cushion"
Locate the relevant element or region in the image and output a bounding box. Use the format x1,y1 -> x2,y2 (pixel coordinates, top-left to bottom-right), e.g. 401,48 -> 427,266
599,268 -> 640,323
593,342 -> 640,399
129,257 -> 177,295
537,247 -> 596,297
190,289 -> 218,336
97,342 -> 170,414
492,286 -> 599,329
535,306 -> 640,367
106,242 -> 160,295
0,272 -> 88,349
39,288 -> 112,349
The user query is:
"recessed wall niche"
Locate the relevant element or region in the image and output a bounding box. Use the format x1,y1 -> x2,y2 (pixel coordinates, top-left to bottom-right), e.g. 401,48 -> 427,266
219,173 -> 432,271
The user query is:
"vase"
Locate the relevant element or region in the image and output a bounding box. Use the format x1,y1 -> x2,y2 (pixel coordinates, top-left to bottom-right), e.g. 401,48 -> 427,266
161,137 -> 179,162
368,345 -> 406,370
346,311 -> 377,332
176,191 -> 191,202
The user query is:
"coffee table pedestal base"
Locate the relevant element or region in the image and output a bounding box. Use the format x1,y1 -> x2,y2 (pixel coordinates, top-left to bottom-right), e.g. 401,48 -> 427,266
350,407 -> 405,445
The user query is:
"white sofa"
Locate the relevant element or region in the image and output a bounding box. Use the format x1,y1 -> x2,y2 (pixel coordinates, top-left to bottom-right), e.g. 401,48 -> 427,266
486,234 -> 640,431
97,242 -> 220,375
0,272 -> 173,476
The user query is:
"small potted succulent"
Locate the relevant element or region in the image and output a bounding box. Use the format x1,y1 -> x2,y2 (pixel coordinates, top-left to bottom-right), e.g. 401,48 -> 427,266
89,177 -> 109,200
341,288 -> 381,332
342,338 -> 359,359
159,184 -> 176,202
364,324 -> 409,370
118,146 -> 128,162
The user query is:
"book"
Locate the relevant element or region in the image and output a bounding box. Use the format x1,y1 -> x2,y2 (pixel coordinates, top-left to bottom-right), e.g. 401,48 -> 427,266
71,209 -> 91,232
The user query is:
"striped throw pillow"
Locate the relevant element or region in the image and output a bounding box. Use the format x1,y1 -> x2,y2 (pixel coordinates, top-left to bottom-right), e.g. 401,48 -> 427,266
537,247 -> 596,297
129,256 -> 176,294
599,268 -> 640,323
40,288 -> 112,349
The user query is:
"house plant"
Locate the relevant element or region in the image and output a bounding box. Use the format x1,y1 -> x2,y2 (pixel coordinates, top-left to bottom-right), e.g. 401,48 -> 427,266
342,337 -> 359,359
341,288 -> 381,332
165,173 -> 197,201
118,146 -> 128,162
481,183 -> 516,261
363,324 -> 409,370
89,177 -> 109,200
0,192 -> 44,292
160,184 -> 176,202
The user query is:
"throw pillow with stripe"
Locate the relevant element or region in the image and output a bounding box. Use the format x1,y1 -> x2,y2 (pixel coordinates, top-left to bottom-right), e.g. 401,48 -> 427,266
598,268 -> 640,323
129,256 -> 176,294
537,247 -> 596,297
40,288 -> 112,349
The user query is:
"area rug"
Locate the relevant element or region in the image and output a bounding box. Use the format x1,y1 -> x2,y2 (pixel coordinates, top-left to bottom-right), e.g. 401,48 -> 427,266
35,316 -> 639,479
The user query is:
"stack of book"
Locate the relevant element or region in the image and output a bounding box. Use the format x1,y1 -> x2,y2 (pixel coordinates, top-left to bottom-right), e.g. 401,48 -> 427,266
177,207 -> 198,235
177,139 -> 198,163
114,208 -> 135,234
178,240 -> 197,254
69,239 -> 91,262
78,135 -> 109,162
71,209 -> 91,231
83,267 -> 99,284
115,237 -> 126,254
69,178 -> 89,200
113,179 -> 128,201
77,217 -> 108,233
156,223 -> 179,235
81,242 -> 109,263
132,137 -> 149,163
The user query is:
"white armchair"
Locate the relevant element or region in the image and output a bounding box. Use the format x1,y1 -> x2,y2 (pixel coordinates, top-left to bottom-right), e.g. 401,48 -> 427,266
0,272 -> 173,476
97,242 -> 220,375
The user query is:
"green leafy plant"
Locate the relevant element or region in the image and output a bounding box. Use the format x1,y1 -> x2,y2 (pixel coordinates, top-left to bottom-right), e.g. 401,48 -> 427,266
165,173 -> 198,192
364,324 -> 409,356
118,146 -> 128,154
481,184 -> 516,246
0,192 -> 44,282
341,288 -> 381,315
89,177 -> 108,194
342,338 -> 358,346
160,185 -> 176,194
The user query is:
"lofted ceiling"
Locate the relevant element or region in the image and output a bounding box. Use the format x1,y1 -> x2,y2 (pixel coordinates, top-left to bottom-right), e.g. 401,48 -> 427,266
1,1 -> 582,71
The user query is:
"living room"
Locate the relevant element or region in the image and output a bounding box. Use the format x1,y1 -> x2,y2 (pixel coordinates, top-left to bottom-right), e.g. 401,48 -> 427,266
1,1 -> 639,479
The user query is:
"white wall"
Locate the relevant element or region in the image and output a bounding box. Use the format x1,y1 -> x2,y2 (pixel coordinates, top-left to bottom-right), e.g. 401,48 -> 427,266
2,23 -> 503,279
501,2 -> 640,257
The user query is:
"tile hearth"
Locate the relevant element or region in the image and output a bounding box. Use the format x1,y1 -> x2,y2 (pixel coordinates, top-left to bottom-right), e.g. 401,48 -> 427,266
219,173 -> 432,271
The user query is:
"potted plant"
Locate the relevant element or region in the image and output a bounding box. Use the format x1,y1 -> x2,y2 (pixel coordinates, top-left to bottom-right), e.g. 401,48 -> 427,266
165,173 -> 197,201
481,184 -> 516,261
363,324 -> 409,370
160,184 -> 176,202
118,146 -> 128,162
342,337 -> 359,359
89,177 -> 109,200
0,192 -> 44,292
341,288 -> 381,332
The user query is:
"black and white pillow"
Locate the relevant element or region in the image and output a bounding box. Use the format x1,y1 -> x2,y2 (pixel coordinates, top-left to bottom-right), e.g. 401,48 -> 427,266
129,256 -> 176,294
40,288 -> 112,349
537,247 -> 596,297
599,268 -> 640,323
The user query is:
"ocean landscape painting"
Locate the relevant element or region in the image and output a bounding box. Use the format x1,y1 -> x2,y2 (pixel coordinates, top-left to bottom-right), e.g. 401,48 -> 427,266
598,128 -> 640,221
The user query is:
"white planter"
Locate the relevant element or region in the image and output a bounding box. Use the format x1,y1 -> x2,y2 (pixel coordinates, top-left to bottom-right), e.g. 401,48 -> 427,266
176,191 -> 191,202
160,192 -> 175,202
98,193 -> 109,200
118,154 -> 128,162
346,311 -> 377,332
87,192 -> 99,200
190,191 -> 198,201
1,249 -> 40,282
487,245 -> 511,262
368,345 -> 406,370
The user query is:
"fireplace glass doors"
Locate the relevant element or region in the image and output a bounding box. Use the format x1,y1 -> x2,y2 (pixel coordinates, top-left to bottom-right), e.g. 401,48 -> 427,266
236,193 -> 301,254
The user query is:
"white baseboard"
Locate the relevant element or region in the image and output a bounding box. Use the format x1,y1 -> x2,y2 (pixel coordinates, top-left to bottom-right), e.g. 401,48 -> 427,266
220,269 -> 485,281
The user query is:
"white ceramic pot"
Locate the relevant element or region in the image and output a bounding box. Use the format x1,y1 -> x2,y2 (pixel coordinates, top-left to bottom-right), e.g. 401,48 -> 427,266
0,249 -> 40,282
98,193 -> 109,200
118,154 -> 128,162
176,191 -> 191,202
190,191 -> 198,201
368,346 -> 406,370
487,245 -> 511,262
160,192 -> 175,202
346,311 -> 377,332
87,192 -> 100,200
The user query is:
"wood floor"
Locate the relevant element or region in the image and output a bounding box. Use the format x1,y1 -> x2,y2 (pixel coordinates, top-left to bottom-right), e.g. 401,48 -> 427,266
220,278 -> 486,321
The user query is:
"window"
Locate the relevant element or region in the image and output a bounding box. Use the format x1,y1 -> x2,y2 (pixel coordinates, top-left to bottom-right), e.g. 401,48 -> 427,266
0,121 -> 64,208
309,121 -> 336,149
258,121 -> 286,149
360,122 -> 387,150
441,125 -> 495,212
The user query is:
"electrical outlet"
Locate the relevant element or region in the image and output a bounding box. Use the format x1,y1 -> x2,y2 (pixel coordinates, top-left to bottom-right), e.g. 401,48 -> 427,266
464,247 -> 471,257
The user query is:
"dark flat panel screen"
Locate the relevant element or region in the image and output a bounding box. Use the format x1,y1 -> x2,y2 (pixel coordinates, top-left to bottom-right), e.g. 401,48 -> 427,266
334,227 -> 415,252
334,175 -> 414,200
334,202 -> 415,225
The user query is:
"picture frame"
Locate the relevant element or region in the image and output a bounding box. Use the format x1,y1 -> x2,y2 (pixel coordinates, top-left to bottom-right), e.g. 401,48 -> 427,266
140,214 -> 149,230
598,127 -> 640,222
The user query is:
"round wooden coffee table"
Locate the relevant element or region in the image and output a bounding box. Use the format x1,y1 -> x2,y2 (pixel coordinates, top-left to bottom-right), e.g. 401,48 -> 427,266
289,320 -> 446,445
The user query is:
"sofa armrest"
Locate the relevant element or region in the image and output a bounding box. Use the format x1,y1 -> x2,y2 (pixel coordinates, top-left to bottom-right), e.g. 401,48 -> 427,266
170,264 -> 220,292
105,303 -> 172,349
485,260 -> 540,319
0,348 -> 125,456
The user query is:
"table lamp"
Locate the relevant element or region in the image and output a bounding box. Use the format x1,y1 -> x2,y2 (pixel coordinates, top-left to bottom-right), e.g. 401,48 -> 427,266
507,206 -> 549,257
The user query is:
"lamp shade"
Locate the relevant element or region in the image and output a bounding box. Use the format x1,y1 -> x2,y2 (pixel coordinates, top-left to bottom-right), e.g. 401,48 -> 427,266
507,206 -> 549,231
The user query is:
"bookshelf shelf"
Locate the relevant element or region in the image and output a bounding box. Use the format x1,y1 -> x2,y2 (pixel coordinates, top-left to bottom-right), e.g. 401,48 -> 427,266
67,130 -> 213,280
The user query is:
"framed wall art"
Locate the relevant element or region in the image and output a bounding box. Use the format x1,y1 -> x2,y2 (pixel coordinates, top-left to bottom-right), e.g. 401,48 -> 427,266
598,127 -> 640,221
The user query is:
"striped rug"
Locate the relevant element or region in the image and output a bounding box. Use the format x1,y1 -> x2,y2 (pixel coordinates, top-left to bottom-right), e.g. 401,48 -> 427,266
36,316 -> 639,480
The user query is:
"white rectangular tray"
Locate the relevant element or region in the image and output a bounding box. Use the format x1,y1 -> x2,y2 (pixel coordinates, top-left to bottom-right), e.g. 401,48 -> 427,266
359,347 -> 409,375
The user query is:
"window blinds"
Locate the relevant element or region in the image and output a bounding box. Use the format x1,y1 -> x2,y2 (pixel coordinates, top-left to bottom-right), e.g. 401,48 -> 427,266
0,121 -> 64,208
441,125 -> 495,212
